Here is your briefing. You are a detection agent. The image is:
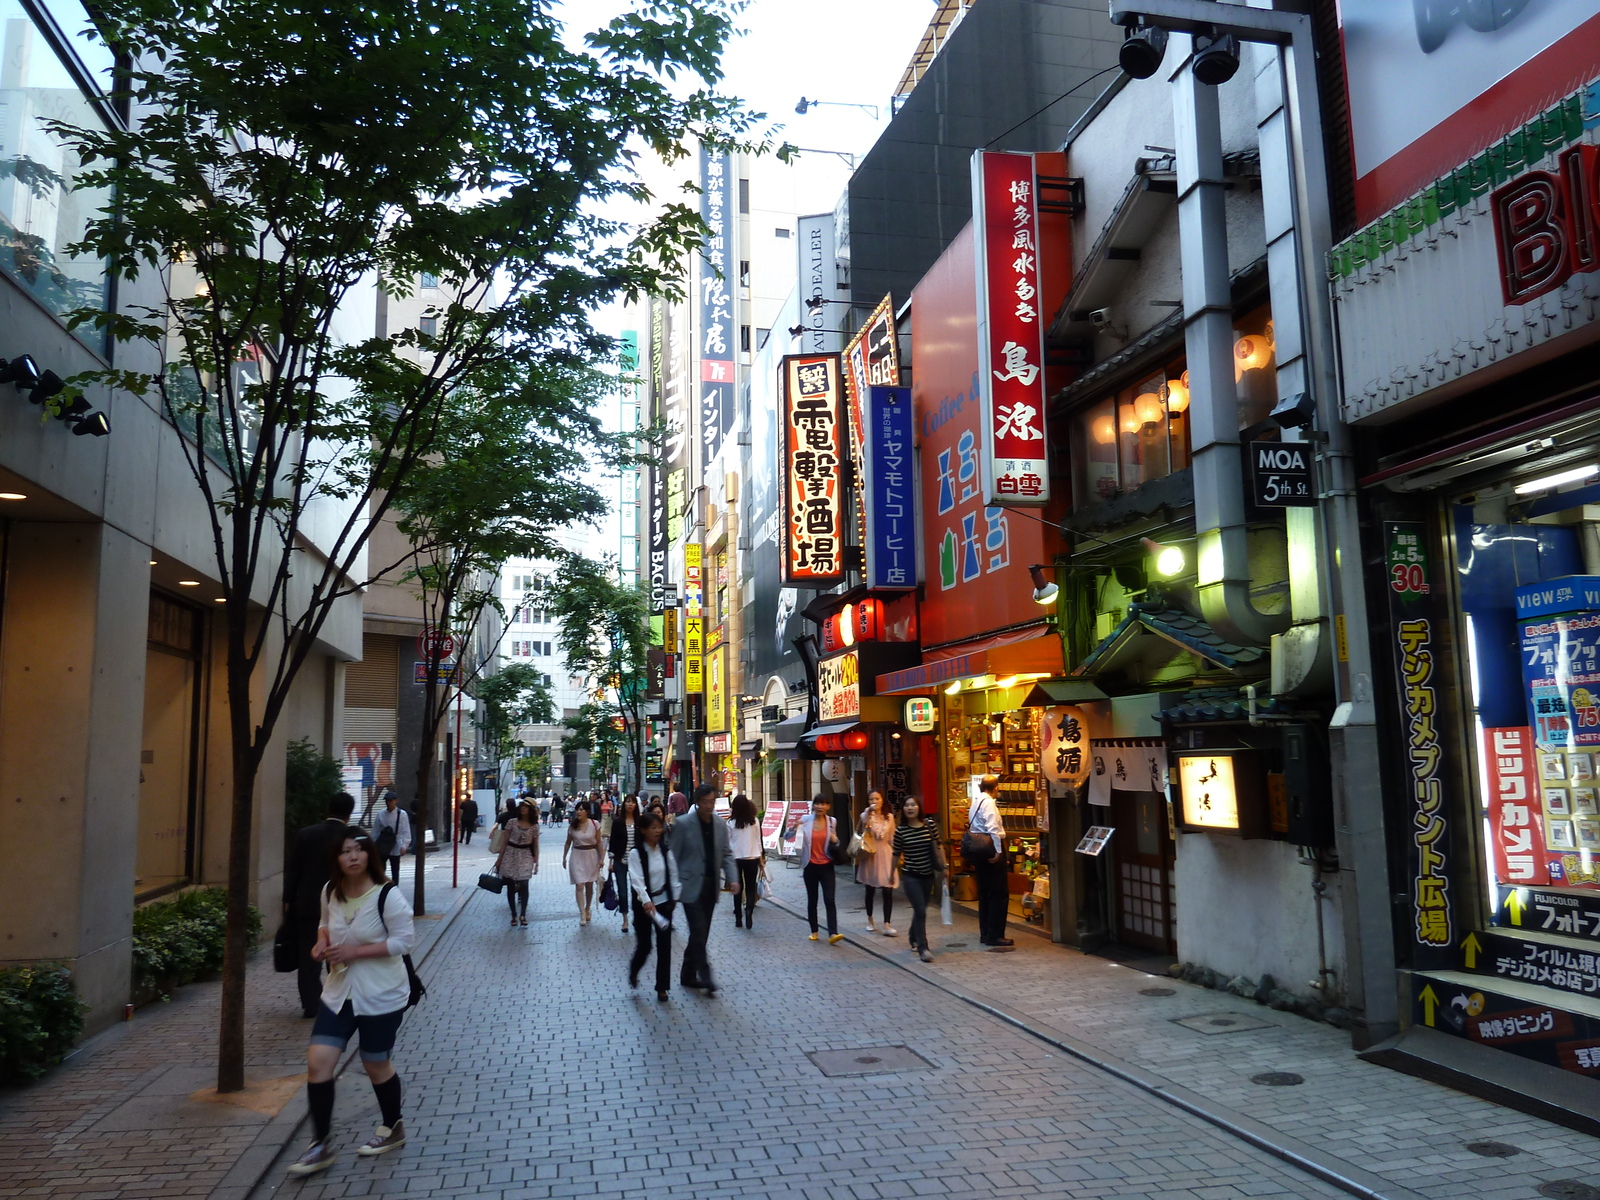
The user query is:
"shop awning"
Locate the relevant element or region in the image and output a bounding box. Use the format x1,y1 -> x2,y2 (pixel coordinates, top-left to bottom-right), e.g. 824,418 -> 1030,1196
738,739 -> 762,753
800,720 -> 860,749
769,716 -> 809,749
1075,602 -> 1267,684
1019,679 -> 1108,707
875,631 -> 1064,695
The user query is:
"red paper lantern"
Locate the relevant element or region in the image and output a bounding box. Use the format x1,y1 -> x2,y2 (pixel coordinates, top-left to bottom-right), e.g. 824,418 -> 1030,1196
843,730 -> 869,750
855,598 -> 882,642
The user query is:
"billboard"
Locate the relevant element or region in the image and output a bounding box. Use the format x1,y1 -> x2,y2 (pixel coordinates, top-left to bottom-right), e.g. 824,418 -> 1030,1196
798,213 -> 847,356
746,292 -> 806,683
699,146 -> 736,465
1338,1 -> 1600,225
972,150 -> 1048,506
862,385 -> 916,590
779,353 -> 846,588
910,225 -> 1057,648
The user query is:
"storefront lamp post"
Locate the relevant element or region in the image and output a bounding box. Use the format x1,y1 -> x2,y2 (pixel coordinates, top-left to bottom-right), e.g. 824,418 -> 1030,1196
1106,0 -> 1396,1043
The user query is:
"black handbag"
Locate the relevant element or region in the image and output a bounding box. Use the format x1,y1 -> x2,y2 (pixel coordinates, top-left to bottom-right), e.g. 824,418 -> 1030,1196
477,871 -> 505,894
272,921 -> 296,972
600,876 -> 619,911
827,819 -> 853,867
960,830 -> 997,863
377,884 -> 426,1008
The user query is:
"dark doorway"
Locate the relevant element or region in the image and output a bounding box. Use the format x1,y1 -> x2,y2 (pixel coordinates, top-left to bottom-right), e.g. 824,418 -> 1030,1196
1109,788 -> 1176,953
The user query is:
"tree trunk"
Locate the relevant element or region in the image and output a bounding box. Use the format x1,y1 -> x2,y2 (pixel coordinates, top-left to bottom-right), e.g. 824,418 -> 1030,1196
217,654 -> 260,1094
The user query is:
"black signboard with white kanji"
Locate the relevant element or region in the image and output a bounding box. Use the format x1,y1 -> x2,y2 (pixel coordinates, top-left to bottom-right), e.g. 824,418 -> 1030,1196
1248,439 -> 1315,507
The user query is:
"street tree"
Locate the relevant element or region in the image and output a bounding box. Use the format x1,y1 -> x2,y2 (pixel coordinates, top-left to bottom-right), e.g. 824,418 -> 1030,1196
389,358 -> 618,915
476,663 -> 556,792
544,559 -> 651,795
53,0 -> 755,1092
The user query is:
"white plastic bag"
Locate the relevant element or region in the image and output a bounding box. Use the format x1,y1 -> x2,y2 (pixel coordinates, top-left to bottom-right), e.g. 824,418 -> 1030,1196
940,882 -> 953,926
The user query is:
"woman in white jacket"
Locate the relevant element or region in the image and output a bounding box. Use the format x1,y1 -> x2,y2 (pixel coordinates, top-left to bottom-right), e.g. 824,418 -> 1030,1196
626,812 -> 681,1002
287,828 -> 416,1178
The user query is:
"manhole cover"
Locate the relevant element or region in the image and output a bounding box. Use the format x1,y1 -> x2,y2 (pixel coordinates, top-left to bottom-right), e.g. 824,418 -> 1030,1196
1539,1182 -> 1600,1200
988,945 -> 1016,953
1466,1142 -> 1522,1159
1172,1012 -> 1277,1035
1251,1072 -> 1304,1086
945,942 -> 968,948
1140,987 -> 1176,997
808,1046 -> 933,1077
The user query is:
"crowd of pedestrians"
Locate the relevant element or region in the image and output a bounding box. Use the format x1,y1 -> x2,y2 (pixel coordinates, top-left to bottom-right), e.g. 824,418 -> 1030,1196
279,775 -> 984,1180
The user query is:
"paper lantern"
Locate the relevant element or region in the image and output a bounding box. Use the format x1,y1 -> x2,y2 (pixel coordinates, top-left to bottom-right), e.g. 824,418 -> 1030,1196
1092,413 -> 1117,444
1234,333 -> 1272,377
1118,403 -> 1141,434
1134,390 -> 1164,427
1164,373 -> 1190,414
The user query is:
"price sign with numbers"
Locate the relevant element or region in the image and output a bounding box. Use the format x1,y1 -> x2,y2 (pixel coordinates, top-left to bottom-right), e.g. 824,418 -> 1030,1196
1248,440 -> 1315,507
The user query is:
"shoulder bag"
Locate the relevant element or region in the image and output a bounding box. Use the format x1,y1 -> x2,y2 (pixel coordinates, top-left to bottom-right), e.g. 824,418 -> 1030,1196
272,920 -> 297,972
488,824 -> 509,854
828,819 -> 853,867
376,883 -> 426,1009
960,829 -> 997,863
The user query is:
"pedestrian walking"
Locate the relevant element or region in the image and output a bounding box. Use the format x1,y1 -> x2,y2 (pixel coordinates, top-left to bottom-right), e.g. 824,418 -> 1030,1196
497,797 -> 519,828
667,789 -> 688,818
626,811 -> 680,1001
457,796 -> 479,844
286,827 -> 415,1177
727,794 -> 764,929
967,775 -> 1013,947
894,797 -> 947,963
667,784 -> 740,995
856,789 -> 899,936
562,801 -> 605,925
284,793 -> 356,1018
372,790 -> 412,884
495,801 -> 540,927
551,794 -> 568,825
607,795 -> 641,934
798,795 -> 844,944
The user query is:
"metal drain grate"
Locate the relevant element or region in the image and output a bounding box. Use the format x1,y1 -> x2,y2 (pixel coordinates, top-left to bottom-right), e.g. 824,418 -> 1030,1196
1251,1072 -> 1304,1086
1539,1182 -> 1600,1200
1172,1011 -> 1276,1035
1465,1141 -> 1522,1159
807,1045 -> 934,1077
944,942 -> 968,948
1140,987 -> 1176,997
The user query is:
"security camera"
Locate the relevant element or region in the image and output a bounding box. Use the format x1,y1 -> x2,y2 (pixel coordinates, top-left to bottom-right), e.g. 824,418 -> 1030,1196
1089,307 -> 1113,329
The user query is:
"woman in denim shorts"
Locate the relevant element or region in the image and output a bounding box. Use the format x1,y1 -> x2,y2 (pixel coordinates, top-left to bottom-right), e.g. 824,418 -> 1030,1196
287,827 -> 415,1177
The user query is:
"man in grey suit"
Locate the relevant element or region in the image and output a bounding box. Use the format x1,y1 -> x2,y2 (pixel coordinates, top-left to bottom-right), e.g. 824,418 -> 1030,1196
668,783 -> 740,996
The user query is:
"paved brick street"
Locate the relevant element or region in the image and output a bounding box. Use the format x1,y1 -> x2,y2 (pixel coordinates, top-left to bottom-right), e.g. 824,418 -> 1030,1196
0,842 -> 488,1200
227,848 -> 1572,1200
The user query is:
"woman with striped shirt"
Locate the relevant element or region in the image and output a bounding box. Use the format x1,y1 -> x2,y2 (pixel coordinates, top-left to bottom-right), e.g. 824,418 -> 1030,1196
893,797 -> 948,962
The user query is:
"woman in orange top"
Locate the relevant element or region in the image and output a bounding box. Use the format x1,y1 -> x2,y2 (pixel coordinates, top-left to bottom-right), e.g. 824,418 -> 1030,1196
796,795 -> 844,944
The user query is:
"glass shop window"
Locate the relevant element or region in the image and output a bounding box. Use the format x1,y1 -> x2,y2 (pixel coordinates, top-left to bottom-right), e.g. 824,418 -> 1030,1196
1071,304 -> 1276,507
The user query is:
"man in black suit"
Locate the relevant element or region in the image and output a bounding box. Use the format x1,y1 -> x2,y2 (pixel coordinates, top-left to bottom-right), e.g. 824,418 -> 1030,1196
283,792 -> 356,1017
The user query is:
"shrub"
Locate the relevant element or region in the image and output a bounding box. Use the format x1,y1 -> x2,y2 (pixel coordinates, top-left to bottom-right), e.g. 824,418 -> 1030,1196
286,738 -> 343,849
0,964 -> 86,1083
132,887 -> 262,999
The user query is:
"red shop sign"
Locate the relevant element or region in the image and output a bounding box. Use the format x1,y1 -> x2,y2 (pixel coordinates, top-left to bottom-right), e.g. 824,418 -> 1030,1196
972,149 -> 1048,506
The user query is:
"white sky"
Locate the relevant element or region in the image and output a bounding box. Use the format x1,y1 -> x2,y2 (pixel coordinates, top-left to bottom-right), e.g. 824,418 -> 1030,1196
564,0 -> 932,563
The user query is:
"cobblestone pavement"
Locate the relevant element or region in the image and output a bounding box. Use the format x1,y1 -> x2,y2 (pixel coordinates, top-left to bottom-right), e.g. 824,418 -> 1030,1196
0,840 -> 489,1200
251,854 -> 1357,1200
760,860 -> 1600,1200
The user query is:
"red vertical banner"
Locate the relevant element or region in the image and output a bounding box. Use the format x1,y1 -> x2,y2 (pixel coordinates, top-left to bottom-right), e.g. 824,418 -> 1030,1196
1484,726 -> 1551,886
972,149 -> 1048,506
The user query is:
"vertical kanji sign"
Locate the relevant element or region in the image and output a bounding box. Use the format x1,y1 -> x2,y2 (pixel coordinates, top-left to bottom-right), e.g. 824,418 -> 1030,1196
780,353 -> 845,587
1385,521 -> 1455,959
699,147 -> 735,464
972,150 -> 1049,506
863,385 -> 916,590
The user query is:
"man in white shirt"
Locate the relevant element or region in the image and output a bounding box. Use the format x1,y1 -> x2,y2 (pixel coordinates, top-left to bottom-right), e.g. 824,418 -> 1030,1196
373,791 -> 412,884
967,776 -> 1013,947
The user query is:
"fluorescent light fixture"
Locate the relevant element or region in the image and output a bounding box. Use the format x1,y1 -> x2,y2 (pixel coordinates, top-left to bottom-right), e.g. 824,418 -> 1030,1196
1514,464 -> 1598,495
944,681 -> 961,696
0,492 -> 25,501
149,559 -> 158,566
178,579 -> 200,587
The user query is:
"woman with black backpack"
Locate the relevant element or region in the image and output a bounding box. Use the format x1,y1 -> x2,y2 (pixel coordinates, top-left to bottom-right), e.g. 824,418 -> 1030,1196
287,827 -> 416,1178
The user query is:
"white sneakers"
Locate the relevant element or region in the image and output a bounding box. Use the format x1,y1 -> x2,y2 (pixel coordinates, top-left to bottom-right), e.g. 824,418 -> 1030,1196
883,924 -> 897,937
865,918 -> 876,932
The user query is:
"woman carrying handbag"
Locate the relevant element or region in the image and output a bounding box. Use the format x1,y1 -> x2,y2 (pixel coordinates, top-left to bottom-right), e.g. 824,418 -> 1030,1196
855,790 -> 899,936
496,801 -> 540,928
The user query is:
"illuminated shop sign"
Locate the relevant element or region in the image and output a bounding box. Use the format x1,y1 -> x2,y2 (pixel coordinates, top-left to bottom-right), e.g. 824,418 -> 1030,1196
972,149 -> 1049,505
780,353 -> 845,587
818,650 -> 860,723
904,696 -> 937,733
1174,749 -> 1265,837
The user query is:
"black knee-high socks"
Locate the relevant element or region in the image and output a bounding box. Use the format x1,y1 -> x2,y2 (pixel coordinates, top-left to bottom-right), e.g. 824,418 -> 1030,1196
308,1079 -> 334,1142
372,1073 -> 402,1127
